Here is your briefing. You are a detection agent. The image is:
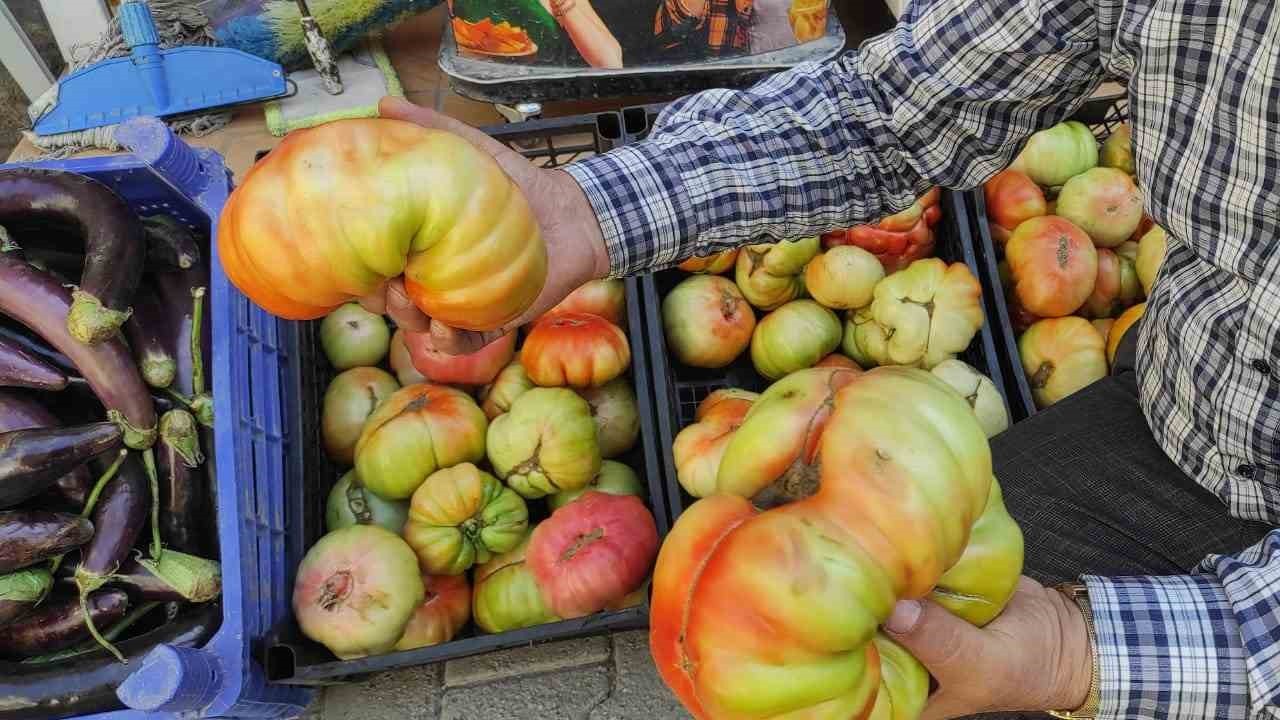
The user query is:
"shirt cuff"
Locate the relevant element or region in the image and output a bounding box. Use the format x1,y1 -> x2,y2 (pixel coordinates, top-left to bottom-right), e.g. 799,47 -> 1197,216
563,143 -> 696,278
1082,574 -> 1250,719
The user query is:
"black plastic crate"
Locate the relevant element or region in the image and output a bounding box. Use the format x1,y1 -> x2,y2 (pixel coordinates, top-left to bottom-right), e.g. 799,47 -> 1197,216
261,112 -> 670,685
965,91 -> 1131,421
627,102 -> 1012,519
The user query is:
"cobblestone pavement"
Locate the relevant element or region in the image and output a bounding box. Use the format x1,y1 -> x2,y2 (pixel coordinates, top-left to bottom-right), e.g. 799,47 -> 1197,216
313,631 -> 692,720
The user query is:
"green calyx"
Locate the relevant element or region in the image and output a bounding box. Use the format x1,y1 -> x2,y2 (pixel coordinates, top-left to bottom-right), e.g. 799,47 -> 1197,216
108,409 -> 157,450
136,550 -> 222,603
67,289 -> 131,345
160,410 -> 204,467
0,568 -> 52,603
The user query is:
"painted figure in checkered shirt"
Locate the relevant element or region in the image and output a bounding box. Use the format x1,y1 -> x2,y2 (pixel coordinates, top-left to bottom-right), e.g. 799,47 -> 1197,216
363,0 -> 1280,718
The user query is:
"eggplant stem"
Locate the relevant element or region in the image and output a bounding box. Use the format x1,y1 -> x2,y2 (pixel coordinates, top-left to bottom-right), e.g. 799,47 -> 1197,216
143,448 -> 163,560
163,387 -> 195,408
81,448 -> 129,519
48,448 -> 129,575
191,287 -> 207,397
108,409 -> 158,450
79,590 -> 126,663
20,601 -> 161,664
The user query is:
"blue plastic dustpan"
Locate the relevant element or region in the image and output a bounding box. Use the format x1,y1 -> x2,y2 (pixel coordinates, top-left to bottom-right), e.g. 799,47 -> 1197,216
33,0 -> 291,136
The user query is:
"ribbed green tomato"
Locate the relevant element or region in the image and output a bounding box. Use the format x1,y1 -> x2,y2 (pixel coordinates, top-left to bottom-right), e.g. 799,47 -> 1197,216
354,384 -> 488,500
471,534 -> 559,634
487,388 -> 601,499
402,463 -> 529,575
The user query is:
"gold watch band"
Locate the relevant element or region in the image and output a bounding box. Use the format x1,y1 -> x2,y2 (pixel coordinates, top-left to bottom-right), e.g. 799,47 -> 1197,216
1047,582 -> 1101,720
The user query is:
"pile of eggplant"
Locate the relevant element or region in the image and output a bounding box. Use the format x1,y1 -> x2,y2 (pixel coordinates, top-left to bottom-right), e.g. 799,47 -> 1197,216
0,168 -> 222,719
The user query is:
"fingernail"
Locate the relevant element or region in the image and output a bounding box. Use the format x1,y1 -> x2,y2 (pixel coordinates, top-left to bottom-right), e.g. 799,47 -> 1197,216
885,600 -> 922,634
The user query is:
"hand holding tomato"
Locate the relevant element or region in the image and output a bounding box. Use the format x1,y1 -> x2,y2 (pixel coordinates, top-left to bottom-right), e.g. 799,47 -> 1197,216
883,577 -> 1093,719
367,97 -> 612,355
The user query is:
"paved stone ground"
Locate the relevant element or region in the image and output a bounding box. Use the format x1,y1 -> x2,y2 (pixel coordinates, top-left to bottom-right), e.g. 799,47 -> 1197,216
312,631 -> 691,720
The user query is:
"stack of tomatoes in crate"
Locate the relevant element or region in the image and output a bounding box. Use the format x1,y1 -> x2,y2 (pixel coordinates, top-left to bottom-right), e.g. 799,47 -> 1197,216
977,103 -> 1168,415
646,186 -> 1014,518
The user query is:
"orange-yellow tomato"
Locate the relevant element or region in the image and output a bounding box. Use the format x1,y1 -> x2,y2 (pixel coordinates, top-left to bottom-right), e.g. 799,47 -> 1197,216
521,312 -> 630,389
218,118 -> 547,331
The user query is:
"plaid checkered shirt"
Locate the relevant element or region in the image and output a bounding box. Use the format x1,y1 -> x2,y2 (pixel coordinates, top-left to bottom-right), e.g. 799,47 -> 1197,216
562,0 -> 1280,716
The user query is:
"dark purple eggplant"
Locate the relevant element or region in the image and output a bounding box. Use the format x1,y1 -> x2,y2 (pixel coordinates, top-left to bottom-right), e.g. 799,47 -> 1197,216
54,557 -> 182,603
0,512 -> 93,574
0,590 -> 128,658
0,335 -> 65,391
0,389 -> 93,507
0,168 -> 145,345
0,323 -> 75,376
123,286 -> 176,389
157,410 -> 205,555
78,453 -> 147,583
0,250 -> 156,447
0,602 -> 219,719
0,423 -> 123,508
154,265 -> 210,398
141,215 -> 201,271
0,568 -> 51,629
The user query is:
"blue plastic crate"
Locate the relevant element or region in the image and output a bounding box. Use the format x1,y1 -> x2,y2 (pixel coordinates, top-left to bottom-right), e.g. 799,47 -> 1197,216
0,117 -> 312,719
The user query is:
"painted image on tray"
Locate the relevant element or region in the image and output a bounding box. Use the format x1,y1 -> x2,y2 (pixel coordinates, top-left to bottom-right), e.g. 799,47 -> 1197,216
448,0 -> 829,68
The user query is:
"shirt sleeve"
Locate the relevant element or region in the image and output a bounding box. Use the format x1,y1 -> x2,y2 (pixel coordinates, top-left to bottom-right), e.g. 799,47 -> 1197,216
562,0 -> 1107,277
1082,529 -> 1280,719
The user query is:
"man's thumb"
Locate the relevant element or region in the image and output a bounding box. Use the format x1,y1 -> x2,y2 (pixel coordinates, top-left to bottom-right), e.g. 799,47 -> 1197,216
883,599 -> 978,671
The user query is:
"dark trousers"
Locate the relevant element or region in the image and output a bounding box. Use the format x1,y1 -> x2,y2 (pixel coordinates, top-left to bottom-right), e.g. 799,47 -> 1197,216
978,327 -> 1271,718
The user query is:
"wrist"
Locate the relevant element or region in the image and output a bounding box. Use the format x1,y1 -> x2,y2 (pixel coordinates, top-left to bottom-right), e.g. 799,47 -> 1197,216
550,169 -> 611,280
1047,583 -> 1099,717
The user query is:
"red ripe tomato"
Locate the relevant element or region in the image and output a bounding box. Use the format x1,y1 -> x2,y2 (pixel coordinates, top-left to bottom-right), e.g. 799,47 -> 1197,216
521,312 -> 630,388
820,189 -> 941,273
404,329 -> 515,386
526,492 -> 658,618
394,573 -> 472,651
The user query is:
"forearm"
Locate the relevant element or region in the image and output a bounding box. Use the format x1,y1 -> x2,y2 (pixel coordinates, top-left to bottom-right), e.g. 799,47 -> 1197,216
559,5 -> 622,68
565,0 -> 1104,277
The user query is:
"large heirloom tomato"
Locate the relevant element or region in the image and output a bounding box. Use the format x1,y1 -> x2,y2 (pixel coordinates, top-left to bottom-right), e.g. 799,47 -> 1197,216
843,258 -> 984,369
930,359 -> 1010,439
472,534 -> 559,633
394,573 -> 471,651
487,388 -> 601,499
650,367 -> 1023,719
322,367 -> 399,465
293,525 -> 424,660
521,312 -> 630,389
1011,120 -> 1099,187
679,249 -> 739,275
528,492 -> 659,618
402,463 -> 529,575
218,119 -> 547,331
821,188 -> 941,273
403,329 -> 515,387
1019,317 -> 1108,408
1005,216 -> 1098,318
672,389 -> 758,499
662,275 -> 755,369
544,279 -> 627,328
803,245 -> 884,310
749,300 -> 842,380
1055,167 -> 1144,248
354,384 -> 488,500
734,238 -> 820,310
984,170 -> 1047,247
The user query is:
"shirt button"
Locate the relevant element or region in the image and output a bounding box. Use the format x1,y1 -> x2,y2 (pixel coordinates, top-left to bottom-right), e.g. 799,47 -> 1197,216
1253,359 -> 1273,375
1238,464 -> 1256,479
